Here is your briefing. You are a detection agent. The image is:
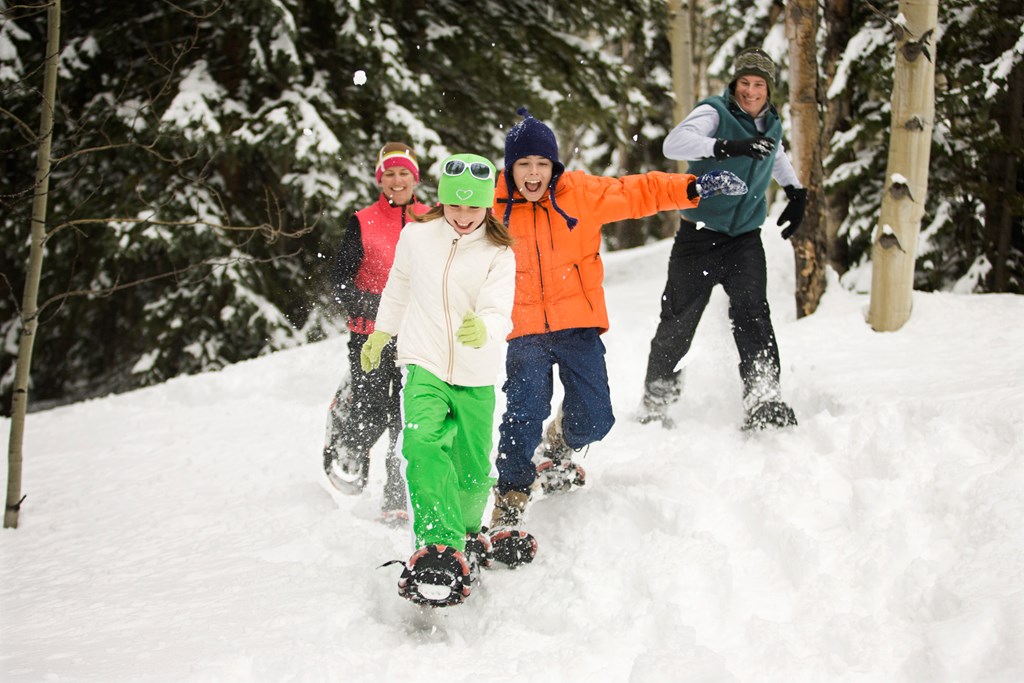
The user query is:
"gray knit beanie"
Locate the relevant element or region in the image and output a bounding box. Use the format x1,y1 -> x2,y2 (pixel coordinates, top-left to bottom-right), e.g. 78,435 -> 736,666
730,47 -> 776,96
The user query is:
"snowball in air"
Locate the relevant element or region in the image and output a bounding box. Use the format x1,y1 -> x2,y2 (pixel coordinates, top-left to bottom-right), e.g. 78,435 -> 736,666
353,70 -> 367,86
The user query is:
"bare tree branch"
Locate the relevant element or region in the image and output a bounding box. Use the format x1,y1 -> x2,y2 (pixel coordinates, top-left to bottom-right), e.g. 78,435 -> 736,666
2,2 -> 53,19
0,106 -> 37,143
159,0 -> 227,22
35,250 -> 301,317
45,214 -> 316,242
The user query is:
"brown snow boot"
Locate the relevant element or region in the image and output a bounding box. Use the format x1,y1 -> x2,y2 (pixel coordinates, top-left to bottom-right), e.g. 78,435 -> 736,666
489,490 -> 530,530
487,490 -> 536,568
534,408 -> 586,494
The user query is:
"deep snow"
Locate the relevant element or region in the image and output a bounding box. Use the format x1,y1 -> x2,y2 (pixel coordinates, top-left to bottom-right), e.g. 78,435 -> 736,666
2,224 -> 1023,682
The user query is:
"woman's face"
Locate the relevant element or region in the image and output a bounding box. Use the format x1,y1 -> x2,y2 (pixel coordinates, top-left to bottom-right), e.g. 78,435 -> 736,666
511,156 -> 553,202
734,75 -> 769,117
379,167 -> 418,206
443,204 -> 487,235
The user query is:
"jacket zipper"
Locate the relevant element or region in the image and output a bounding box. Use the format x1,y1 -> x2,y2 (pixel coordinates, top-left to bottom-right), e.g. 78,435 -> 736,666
443,237 -> 459,381
534,204 -> 550,331
574,263 -> 594,312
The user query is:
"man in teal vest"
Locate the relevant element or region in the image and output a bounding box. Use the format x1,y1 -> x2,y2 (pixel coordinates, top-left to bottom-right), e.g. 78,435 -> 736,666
639,47 -> 808,431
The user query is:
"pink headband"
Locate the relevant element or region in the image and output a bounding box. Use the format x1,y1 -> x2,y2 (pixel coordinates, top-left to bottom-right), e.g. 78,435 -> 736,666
375,151 -> 419,184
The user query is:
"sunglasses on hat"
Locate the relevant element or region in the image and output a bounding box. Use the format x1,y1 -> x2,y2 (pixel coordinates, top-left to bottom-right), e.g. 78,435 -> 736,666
443,159 -> 495,182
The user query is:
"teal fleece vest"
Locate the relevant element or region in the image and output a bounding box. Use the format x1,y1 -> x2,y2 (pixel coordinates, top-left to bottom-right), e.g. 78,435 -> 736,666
682,90 -> 782,237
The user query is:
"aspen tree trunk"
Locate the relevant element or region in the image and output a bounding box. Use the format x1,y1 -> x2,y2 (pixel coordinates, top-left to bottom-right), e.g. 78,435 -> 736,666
667,0 -> 695,172
6,0 -> 61,529
867,0 -> 938,331
785,0 -> 827,317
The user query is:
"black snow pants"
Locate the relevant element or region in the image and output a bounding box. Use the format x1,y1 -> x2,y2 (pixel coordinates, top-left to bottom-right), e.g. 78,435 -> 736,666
643,219 -> 782,409
326,332 -> 402,456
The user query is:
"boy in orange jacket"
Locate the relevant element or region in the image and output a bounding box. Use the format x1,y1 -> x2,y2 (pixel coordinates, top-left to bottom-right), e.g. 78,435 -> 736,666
489,108 -> 747,565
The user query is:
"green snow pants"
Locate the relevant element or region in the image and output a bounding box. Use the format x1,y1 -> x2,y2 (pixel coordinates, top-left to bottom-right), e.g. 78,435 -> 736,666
402,365 -> 497,552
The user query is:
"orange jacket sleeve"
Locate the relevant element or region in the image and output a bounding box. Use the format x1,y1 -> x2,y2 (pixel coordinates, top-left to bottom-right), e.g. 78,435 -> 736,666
566,171 -> 700,229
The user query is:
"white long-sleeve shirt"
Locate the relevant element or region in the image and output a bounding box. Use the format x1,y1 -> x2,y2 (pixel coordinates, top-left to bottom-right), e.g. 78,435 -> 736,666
663,104 -> 802,189
375,216 -> 515,387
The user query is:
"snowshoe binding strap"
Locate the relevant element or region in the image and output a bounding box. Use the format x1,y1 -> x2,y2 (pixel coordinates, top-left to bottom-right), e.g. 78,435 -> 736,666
535,458 -> 586,495
742,401 -> 798,431
489,529 -> 538,569
464,532 -> 493,582
325,448 -> 370,494
395,544 -> 471,607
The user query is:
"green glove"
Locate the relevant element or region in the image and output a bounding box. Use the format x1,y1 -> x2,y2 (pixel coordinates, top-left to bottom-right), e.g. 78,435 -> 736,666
360,331 -> 392,373
456,312 -> 487,349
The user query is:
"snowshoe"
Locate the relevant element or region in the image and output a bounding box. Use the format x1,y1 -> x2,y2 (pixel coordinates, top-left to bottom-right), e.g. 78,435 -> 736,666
379,508 -> 410,527
743,400 -> 798,431
324,446 -> 369,494
488,528 -> 538,569
464,532 -> 493,583
534,410 -> 586,494
535,458 -> 586,494
396,544 -> 472,607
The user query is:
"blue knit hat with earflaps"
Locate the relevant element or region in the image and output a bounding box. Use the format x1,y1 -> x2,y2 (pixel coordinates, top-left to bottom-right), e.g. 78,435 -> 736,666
502,107 -> 578,230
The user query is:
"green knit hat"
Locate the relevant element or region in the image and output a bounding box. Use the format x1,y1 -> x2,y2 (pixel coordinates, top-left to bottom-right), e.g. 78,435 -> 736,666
730,47 -> 776,97
437,154 -> 496,208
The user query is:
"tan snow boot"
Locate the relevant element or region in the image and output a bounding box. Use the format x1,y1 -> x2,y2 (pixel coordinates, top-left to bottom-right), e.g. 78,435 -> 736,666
487,490 -> 536,568
489,490 -> 530,530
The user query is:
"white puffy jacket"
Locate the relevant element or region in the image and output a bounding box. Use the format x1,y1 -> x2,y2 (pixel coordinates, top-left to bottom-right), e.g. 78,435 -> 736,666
375,216 -> 515,387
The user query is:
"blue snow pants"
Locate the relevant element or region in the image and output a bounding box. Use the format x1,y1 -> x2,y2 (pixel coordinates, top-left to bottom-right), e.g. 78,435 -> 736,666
496,328 -> 615,495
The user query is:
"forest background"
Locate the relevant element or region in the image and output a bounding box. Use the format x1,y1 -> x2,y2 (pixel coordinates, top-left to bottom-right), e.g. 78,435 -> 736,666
1,0 -> 1022,412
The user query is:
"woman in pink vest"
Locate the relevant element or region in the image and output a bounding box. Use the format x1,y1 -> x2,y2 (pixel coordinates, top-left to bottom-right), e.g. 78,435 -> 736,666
322,142 -> 430,524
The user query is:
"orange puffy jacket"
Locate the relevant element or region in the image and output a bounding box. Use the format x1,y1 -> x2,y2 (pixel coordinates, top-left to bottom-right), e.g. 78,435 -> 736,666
494,169 -> 699,340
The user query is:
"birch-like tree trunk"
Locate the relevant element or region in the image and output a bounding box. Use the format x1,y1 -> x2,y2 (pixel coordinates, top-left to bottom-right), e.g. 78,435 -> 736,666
785,0 -> 827,317
667,0 -> 696,126
5,0 -> 61,529
664,0 -> 697,240
867,0 -> 938,331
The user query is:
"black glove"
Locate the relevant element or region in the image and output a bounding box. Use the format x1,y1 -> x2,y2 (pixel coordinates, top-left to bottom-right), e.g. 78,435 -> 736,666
713,136 -> 776,161
778,185 -> 808,240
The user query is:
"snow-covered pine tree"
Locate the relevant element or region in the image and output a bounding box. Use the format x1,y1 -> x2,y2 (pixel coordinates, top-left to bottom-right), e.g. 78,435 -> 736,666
822,1 -> 899,292
825,0 -> 1023,294
922,0 -> 1024,293
1,0 -> 682,410
1,1 -> 350,407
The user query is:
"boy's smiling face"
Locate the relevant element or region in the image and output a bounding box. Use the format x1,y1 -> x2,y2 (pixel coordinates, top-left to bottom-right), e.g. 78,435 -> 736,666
511,155 -> 553,202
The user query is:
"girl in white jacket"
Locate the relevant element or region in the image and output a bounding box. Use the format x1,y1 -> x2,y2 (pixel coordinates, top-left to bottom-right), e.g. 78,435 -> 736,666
360,154 -> 516,606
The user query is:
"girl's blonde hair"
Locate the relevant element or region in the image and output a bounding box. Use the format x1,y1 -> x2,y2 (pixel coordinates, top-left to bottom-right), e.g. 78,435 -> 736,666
412,205 -> 513,248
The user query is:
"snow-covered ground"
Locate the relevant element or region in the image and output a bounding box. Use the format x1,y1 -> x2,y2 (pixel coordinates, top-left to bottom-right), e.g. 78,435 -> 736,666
3,224 -> 1023,682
